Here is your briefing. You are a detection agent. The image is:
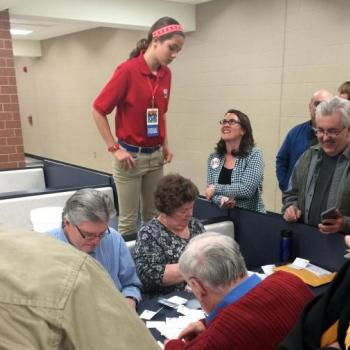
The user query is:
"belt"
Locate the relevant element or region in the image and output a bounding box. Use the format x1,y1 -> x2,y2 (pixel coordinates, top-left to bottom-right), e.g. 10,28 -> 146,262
119,141 -> 161,154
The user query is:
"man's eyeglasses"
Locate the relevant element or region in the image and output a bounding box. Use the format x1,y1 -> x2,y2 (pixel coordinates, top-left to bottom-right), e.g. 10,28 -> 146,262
75,225 -> 110,241
219,119 -> 241,126
314,126 -> 346,138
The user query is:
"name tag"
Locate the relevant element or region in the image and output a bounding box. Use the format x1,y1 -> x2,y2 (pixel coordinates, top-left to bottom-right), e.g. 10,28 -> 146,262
146,108 -> 159,138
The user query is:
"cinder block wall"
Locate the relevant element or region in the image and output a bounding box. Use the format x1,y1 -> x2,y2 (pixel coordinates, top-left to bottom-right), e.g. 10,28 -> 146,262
14,0 -> 350,211
0,10 -> 25,169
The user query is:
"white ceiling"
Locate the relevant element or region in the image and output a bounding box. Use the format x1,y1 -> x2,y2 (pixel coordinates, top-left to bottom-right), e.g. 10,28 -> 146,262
9,15 -> 101,41
1,0 -> 212,41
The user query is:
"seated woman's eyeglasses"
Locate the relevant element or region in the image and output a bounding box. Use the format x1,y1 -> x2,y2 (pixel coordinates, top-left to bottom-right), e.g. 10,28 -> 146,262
219,119 -> 241,126
75,225 -> 111,240
314,126 -> 346,138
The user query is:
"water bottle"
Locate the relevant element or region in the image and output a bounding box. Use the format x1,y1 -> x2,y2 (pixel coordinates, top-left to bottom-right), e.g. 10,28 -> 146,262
279,229 -> 293,264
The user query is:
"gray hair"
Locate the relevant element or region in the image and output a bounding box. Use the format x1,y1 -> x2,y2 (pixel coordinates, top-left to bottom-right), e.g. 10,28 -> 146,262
62,188 -> 116,225
179,232 -> 247,290
316,96 -> 350,127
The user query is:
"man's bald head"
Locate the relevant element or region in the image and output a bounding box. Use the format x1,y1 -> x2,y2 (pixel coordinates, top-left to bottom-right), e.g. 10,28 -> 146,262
309,90 -> 333,124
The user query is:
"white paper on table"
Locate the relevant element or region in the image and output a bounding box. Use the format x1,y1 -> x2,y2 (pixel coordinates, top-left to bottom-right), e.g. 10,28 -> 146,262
248,270 -> 268,279
167,296 -> 188,305
158,298 -> 179,309
304,263 -> 332,277
177,305 -> 206,319
146,321 -> 166,329
159,313 -> 205,340
139,307 -> 163,320
260,265 -> 275,276
166,317 -> 187,329
161,317 -> 182,339
290,257 -> 309,270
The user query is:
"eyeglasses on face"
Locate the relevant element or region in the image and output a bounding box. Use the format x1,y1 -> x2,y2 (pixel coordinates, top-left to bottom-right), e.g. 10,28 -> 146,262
219,119 -> 241,126
314,126 -> 346,138
75,225 -> 110,241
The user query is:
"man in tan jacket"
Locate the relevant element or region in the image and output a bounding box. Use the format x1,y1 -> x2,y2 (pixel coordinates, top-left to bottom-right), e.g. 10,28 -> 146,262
0,223 -> 159,350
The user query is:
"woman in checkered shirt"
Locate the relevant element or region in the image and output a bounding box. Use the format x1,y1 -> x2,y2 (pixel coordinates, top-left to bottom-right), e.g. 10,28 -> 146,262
205,109 -> 266,213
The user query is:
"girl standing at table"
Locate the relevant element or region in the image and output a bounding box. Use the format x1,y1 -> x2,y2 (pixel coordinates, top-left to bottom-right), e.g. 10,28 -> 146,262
93,17 -> 185,239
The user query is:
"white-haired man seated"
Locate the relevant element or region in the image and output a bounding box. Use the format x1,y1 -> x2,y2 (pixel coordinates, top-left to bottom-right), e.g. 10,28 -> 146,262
49,188 -> 141,309
165,232 -> 314,350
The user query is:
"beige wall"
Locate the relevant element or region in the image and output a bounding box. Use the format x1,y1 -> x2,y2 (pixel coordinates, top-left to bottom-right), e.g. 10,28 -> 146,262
15,0 -> 350,212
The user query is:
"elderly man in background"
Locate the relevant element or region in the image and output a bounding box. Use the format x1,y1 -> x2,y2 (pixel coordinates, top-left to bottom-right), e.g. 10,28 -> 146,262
49,188 -> 141,308
276,89 -> 332,191
165,232 -> 313,350
283,97 -> 350,234
0,224 -> 159,349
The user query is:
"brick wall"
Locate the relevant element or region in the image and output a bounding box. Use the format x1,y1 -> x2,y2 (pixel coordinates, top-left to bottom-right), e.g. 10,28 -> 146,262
0,10 -> 25,169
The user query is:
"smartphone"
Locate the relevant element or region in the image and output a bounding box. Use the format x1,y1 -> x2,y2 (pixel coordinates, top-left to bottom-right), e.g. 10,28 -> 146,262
321,207 -> 337,221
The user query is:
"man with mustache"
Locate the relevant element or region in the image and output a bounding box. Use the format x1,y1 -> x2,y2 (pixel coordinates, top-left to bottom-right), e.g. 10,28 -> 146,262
282,96 -> 350,234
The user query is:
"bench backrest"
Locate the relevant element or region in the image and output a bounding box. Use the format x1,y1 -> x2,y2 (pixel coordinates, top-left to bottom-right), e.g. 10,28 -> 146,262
0,187 -> 115,231
0,168 -> 45,193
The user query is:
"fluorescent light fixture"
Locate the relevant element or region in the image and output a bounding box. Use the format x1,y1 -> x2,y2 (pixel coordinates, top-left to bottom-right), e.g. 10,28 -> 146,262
10,28 -> 33,35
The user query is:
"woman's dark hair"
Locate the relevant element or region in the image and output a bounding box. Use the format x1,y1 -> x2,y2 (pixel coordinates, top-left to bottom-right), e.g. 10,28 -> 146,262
338,81 -> 350,101
215,109 -> 255,158
129,16 -> 184,59
155,173 -> 199,215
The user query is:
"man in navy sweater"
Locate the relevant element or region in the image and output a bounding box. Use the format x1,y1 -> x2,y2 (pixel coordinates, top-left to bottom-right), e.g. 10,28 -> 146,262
276,89 -> 332,191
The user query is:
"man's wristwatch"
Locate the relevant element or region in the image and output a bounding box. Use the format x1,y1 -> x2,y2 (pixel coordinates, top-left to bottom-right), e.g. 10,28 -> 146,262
107,143 -> 120,153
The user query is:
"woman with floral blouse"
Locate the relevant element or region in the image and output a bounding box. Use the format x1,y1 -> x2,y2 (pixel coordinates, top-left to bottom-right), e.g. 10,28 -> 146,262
133,173 -> 205,295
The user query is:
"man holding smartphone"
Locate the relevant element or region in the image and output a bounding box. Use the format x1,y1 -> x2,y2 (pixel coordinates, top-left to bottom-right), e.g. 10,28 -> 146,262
282,96 -> 350,234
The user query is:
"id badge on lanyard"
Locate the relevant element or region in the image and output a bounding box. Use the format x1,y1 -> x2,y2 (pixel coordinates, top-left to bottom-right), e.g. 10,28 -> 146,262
146,108 -> 159,137
146,76 -> 159,138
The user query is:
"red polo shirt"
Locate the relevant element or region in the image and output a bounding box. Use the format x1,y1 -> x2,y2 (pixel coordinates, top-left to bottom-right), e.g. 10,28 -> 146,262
93,54 -> 171,147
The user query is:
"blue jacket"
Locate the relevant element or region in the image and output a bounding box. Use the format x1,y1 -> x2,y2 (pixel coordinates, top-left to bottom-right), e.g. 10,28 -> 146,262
276,121 -> 315,191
